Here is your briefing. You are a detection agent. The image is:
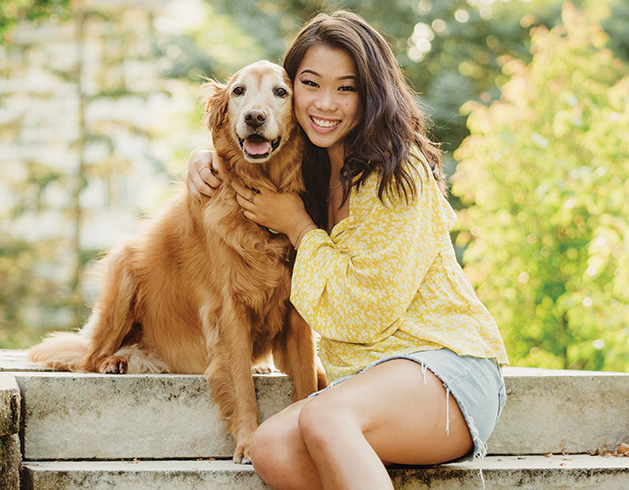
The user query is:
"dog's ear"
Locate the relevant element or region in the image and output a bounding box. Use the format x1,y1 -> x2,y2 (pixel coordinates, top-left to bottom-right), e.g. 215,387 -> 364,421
202,80 -> 229,131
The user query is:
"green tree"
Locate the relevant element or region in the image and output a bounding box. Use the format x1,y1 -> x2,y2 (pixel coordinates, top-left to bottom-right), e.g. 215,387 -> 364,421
452,3 -> 629,371
0,0 -> 71,43
0,4 -> 193,347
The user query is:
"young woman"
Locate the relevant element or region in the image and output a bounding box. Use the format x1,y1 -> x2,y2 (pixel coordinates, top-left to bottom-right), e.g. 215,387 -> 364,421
188,11 -> 508,490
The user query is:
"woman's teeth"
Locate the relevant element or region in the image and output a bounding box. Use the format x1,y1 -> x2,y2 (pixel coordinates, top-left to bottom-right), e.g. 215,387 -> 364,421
312,116 -> 340,128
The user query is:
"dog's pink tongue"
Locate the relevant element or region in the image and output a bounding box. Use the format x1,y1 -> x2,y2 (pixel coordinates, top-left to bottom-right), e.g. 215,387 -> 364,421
244,137 -> 271,155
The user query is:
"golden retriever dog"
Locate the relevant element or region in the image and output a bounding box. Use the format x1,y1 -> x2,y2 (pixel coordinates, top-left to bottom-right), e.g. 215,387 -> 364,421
27,60 -> 326,464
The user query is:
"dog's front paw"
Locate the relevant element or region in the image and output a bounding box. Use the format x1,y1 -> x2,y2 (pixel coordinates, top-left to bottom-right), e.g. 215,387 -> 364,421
99,356 -> 128,374
233,443 -> 252,464
251,365 -> 272,374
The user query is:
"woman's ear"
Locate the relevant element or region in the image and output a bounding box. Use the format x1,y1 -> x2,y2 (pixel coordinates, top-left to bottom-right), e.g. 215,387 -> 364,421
202,80 -> 229,132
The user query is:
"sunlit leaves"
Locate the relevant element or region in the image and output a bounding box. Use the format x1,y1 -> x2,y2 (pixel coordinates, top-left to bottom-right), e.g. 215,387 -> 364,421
453,4 -> 629,371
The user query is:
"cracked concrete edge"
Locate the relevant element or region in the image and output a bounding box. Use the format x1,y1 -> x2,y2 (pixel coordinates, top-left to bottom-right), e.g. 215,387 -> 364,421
0,374 -> 21,490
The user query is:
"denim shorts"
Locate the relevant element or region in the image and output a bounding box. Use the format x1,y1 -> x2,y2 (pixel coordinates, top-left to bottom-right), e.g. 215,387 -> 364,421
314,348 -> 507,461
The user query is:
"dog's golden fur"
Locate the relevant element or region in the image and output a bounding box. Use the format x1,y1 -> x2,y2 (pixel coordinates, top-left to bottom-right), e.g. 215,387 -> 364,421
27,61 -> 325,464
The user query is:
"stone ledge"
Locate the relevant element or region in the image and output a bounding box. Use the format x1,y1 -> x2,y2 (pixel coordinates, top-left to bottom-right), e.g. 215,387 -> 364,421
3,350 -> 629,459
22,455 -> 629,490
15,371 -> 292,460
0,374 -> 21,490
488,367 -> 629,455
0,374 -> 21,435
0,350 -> 54,373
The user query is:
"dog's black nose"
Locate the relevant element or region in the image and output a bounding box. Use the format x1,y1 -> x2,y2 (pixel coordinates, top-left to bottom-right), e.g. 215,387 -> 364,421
245,110 -> 267,129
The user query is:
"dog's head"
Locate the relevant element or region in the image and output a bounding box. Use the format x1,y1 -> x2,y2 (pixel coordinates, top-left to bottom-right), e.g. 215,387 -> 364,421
205,61 -> 296,164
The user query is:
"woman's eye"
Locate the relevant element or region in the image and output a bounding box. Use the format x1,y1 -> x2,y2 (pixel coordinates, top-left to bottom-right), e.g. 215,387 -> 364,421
300,79 -> 318,88
339,85 -> 356,92
232,86 -> 245,96
274,87 -> 288,98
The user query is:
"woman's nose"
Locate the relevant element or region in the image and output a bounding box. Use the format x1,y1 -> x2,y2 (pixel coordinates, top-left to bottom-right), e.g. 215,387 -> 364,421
313,90 -> 336,111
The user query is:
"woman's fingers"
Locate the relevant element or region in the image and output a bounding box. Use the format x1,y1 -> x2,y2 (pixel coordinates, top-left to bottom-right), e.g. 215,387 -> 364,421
199,165 -> 221,190
186,149 -> 222,199
232,181 -> 259,204
187,172 -> 203,200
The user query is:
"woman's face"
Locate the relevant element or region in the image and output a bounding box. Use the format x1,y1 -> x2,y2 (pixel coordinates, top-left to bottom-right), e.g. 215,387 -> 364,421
293,45 -> 361,156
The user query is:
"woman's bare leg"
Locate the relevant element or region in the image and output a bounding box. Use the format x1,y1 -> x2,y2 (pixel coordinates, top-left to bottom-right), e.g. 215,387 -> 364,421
250,359 -> 473,490
250,397 -> 322,490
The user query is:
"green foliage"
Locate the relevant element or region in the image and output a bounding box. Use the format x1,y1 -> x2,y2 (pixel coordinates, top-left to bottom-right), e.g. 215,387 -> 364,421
453,4 -> 629,371
0,0 -> 71,43
0,236 -> 41,348
0,5 -> 183,347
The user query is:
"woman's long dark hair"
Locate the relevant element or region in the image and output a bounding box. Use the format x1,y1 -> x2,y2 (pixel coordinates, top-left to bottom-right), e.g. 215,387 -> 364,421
283,11 -> 446,228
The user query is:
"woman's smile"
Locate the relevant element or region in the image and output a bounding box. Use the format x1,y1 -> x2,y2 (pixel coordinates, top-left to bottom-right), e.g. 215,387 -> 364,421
310,115 -> 342,131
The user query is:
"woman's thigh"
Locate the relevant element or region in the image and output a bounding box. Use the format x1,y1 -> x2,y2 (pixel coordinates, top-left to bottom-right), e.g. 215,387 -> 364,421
301,358 -> 473,465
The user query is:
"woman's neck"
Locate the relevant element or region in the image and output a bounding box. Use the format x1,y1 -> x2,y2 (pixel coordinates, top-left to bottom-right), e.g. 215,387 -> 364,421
326,144 -> 350,233
327,145 -> 344,182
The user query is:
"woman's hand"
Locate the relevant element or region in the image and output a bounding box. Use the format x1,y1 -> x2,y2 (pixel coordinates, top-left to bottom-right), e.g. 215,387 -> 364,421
186,149 -> 222,200
232,182 -> 317,249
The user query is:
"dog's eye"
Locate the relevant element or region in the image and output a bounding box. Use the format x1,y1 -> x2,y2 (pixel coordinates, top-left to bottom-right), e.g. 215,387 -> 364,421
232,86 -> 245,96
274,87 -> 288,98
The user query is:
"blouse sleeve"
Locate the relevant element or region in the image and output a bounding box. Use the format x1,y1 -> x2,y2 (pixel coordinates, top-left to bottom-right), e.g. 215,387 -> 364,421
290,173 -> 456,344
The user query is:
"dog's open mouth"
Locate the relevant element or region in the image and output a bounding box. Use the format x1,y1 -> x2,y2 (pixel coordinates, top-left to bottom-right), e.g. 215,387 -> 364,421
239,135 -> 281,159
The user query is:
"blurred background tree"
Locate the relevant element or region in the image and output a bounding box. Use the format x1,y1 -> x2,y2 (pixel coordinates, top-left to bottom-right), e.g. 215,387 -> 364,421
453,3 -> 629,370
1,0 -> 627,370
1,1 -> 208,347
0,0 -> 72,43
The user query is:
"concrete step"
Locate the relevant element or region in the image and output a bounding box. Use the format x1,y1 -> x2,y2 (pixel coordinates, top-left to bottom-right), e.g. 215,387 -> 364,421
21,455 -> 629,489
2,349 -> 629,489
14,371 -> 292,460
2,349 -> 627,460
488,367 -> 629,456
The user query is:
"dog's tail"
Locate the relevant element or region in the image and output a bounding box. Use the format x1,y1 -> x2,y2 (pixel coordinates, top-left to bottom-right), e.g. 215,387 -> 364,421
26,331 -> 89,372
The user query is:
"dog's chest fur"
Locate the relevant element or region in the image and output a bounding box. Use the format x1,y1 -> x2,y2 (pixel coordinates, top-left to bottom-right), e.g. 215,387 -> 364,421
202,188 -> 293,305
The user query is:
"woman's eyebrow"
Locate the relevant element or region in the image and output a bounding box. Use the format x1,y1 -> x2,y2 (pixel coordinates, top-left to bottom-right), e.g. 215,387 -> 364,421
298,69 -> 356,81
298,68 -> 320,77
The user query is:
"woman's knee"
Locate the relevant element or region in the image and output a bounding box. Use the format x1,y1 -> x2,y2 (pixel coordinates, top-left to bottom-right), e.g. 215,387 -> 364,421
250,413 -> 313,489
250,420 -> 283,473
298,395 -> 353,450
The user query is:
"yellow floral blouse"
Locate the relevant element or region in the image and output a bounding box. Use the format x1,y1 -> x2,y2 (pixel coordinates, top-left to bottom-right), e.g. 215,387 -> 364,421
290,164 -> 509,383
